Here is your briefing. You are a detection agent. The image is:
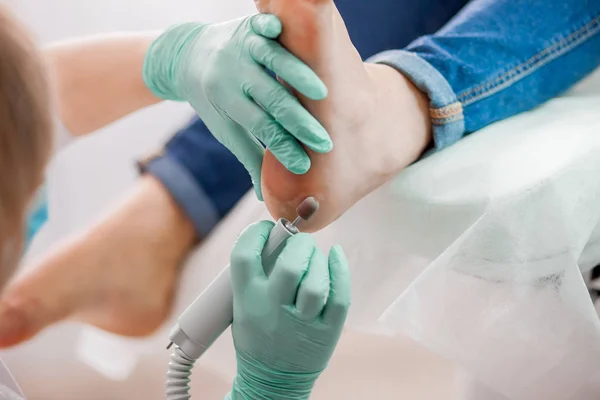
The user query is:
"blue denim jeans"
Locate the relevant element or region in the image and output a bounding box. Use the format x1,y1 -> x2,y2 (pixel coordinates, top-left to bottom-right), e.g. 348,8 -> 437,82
370,0 -> 600,149
145,0 -> 600,238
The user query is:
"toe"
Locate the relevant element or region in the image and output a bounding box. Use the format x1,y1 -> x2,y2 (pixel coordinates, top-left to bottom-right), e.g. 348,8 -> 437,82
0,292 -> 70,347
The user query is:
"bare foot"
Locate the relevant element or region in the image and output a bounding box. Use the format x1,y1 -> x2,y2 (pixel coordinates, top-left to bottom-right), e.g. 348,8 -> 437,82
257,0 -> 432,231
0,176 -> 195,346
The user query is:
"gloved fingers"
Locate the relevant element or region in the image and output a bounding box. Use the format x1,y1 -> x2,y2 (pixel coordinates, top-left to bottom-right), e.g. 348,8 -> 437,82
245,69 -> 332,154
268,233 -> 316,306
295,249 -> 329,321
247,35 -> 327,101
224,96 -> 310,175
230,130 -> 265,200
321,246 -> 351,326
230,221 -> 275,291
248,14 -> 282,39
251,176 -> 263,201
210,119 -> 265,200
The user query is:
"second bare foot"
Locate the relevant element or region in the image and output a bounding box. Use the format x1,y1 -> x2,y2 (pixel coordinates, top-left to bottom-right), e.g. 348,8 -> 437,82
0,176 -> 195,347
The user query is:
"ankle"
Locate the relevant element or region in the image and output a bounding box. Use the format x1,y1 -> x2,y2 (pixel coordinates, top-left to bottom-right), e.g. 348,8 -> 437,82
364,63 -> 432,177
121,176 -> 195,255
88,176 -> 195,272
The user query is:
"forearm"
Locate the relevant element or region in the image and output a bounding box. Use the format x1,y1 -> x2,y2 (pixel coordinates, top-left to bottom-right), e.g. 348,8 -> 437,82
44,33 -> 161,135
369,0 -> 600,149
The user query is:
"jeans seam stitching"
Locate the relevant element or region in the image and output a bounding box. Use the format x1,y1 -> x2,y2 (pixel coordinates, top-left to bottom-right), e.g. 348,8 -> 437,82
430,102 -> 464,125
457,13 -> 600,106
432,115 -> 464,125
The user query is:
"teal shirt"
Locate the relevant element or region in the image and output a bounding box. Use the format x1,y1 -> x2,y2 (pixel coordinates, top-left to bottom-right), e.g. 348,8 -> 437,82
25,184 -> 48,250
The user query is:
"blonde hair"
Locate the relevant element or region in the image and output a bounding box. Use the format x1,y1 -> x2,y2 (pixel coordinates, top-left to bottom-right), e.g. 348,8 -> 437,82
0,6 -> 53,286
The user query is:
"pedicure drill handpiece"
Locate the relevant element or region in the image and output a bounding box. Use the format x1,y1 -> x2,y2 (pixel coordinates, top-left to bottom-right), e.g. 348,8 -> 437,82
165,197 -> 319,367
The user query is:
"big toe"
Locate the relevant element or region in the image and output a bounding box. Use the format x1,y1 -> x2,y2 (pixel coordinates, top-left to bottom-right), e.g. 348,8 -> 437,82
0,302 -> 33,347
0,293 -> 69,348
0,260 -> 79,348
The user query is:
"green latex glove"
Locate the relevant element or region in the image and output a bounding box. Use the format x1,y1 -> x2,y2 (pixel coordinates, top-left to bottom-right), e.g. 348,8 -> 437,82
143,15 -> 332,200
226,221 -> 351,400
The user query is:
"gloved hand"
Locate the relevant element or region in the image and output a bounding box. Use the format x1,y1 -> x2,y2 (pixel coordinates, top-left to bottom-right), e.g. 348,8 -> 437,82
143,14 -> 332,200
226,221 -> 351,400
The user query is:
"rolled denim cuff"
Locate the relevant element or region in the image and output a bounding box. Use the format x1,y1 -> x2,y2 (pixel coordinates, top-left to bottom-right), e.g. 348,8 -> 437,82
141,155 -> 220,239
367,49 -> 465,151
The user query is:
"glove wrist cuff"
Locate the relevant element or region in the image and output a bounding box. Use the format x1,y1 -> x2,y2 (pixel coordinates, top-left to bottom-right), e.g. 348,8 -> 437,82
231,374 -> 317,400
232,352 -> 323,400
143,22 -> 207,101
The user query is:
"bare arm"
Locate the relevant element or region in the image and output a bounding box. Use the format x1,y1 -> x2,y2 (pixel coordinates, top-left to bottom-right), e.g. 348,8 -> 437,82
44,33 -> 161,136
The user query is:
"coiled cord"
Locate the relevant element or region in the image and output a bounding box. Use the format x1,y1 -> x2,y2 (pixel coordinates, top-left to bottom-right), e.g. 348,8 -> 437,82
166,346 -> 195,400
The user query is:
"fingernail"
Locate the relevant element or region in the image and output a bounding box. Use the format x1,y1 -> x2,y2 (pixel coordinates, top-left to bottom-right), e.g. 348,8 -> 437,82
312,137 -> 333,153
288,157 -> 311,175
306,81 -> 328,101
254,14 -> 282,38
330,245 -> 346,264
321,138 -> 334,152
304,124 -> 333,153
252,180 -> 264,201
316,82 -> 328,99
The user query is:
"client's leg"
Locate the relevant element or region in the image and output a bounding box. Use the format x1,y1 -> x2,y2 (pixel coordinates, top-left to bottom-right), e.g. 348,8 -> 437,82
0,112 -> 254,346
0,112 -> 253,347
258,0 -> 432,231
0,176 -> 195,346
